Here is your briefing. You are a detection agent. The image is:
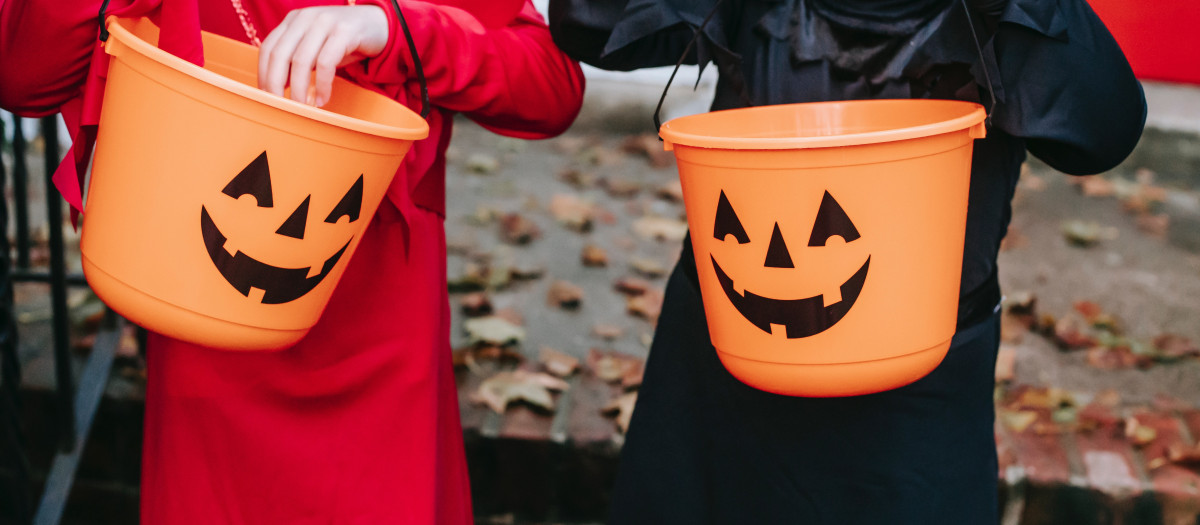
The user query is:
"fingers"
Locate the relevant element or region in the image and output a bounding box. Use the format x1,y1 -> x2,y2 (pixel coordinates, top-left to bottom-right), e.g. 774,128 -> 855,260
313,31 -> 354,107
257,6 -> 389,107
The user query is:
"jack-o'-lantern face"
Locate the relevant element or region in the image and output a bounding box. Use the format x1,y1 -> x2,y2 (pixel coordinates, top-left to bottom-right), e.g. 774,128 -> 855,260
710,189 -> 870,338
199,151 -> 363,304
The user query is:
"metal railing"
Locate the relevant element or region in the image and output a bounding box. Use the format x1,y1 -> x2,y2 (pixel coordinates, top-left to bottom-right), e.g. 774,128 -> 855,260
1,114 -> 126,525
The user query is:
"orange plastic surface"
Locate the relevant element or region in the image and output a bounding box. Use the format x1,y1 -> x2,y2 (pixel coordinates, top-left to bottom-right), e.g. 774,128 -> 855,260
81,17 -> 428,351
662,100 -> 986,396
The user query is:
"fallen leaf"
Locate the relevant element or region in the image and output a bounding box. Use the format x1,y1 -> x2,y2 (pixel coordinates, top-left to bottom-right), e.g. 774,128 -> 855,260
539,346 -> 579,378
577,144 -> 623,166
1135,213 -> 1170,237
1000,410 -> 1038,433
1086,345 -> 1140,370
465,153 -> 500,174
602,391 -> 639,433
553,136 -> 589,156
655,181 -> 684,203
494,307 -> 525,327
460,292 -> 493,317
549,194 -> 594,233
1078,176 -> 1116,197
464,316 -> 526,346
556,167 -> 597,188
448,261 -> 489,293
1019,173 -> 1046,191
621,360 -> 645,390
499,213 -> 541,245
640,332 -> 654,348
629,256 -> 668,279
581,244 -> 609,267
1167,443 -> 1200,470
588,348 -> 644,384
592,323 -> 625,340
995,345 -> 1016,383
1053,313 -> 1099,349
1152,334 -> 1199,360
627,289 -> 664,323
614,276 -> 652,296
1061,220 -> 1116,247
547,280 -> 584,310
510,262 -> 545,281
1125,417 -> 1158,447
472,370 -> 569,413
620,134 -> 674,168
600,176 -> 643,198
633,216 -> 689,242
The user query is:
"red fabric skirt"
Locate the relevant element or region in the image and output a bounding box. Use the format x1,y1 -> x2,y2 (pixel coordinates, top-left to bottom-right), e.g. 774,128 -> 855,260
140,200 -> 471,524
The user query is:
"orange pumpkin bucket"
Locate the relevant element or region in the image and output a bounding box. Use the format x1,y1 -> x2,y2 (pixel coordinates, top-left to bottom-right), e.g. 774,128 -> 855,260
80,16 -> 428,351
660,100 -> 987,397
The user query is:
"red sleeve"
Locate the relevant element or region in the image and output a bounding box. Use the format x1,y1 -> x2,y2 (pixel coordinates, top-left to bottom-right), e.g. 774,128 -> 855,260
0,0 -> 165,116
355,0 -> 585,139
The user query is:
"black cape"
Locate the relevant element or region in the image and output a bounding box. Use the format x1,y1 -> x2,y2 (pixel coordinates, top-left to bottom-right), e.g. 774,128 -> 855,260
549,0 -> 1145,522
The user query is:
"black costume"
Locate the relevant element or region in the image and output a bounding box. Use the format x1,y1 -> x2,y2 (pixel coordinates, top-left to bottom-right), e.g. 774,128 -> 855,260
548,0 -> 1145,522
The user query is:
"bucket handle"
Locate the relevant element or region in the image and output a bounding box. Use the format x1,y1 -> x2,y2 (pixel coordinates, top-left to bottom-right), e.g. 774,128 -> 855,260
653,0 -> 998,131
97,0 -> 431,119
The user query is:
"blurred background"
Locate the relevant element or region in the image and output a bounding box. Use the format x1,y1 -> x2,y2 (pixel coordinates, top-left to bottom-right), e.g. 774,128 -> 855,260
2,1 -> 1199,524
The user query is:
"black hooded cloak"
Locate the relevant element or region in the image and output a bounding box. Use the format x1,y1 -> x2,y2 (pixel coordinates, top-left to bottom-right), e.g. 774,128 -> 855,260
548,1 -> 1145,522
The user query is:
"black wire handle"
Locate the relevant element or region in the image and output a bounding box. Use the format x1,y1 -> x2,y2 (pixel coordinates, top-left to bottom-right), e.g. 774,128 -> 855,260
97,0 -> 113,41
96,0 -> 430,119
653,0 -> 725,131
390,0 -> 431,119
960,0 -> 997,126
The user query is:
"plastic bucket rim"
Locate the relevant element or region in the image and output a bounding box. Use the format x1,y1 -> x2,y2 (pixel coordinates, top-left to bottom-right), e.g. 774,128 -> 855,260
659,99 -> 986,151
104,16 -> 430,142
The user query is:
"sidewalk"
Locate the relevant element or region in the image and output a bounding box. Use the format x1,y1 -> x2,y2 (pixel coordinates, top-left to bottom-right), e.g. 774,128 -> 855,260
8,78 -> 1200,523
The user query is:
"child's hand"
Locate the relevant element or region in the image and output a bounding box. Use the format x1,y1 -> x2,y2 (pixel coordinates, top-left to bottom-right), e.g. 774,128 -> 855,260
258,5 -> 389,107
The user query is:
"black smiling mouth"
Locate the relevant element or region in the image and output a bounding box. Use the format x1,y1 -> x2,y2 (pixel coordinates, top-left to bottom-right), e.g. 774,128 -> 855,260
711,255 -> 870,339
201,207 -> 350,304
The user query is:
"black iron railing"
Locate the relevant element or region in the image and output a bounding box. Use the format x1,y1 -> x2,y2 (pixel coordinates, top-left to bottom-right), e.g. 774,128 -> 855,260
1,114 -> 126,525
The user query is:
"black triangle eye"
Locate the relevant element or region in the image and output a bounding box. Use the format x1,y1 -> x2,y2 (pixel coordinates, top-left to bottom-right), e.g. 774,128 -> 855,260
808,191 -> 860,246
325,175 -> 363,224
223,151 -> 274,207
713,190 -> 750,244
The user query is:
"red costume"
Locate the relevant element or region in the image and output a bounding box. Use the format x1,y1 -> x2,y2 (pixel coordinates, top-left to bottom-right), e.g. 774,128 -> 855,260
0,0 -> 584,522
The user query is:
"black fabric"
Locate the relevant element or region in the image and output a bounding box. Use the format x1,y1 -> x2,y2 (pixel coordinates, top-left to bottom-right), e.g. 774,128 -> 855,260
611,242 -> 1003,524
810,0 -> 953,34
547,0 -> 1145,522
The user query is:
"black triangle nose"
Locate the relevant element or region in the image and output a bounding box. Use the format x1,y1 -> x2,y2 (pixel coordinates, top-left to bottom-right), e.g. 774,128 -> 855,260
276,196 -> 310,239
764,223 -> 794,268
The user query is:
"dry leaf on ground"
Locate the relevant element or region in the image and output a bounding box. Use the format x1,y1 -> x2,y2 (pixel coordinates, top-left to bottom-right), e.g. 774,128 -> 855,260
614,276 -> 652,296
655,181 -> 684,203
465,153 -> 499,174
633,216 -> 689,242
547,280 -> 584,310
995,345 -> 1016,383
581,244 -> 609,267
556,167 -> 597,188
630,256 -> 668,279
499,213 -> 541,245
460,292 -> 493,317
620,134 -> 674,168
1135,213 -> 1170,237
539,346 -> 580,377
601,176 -> 643,198
472,370 -> 570,413
602,391 -> 640,433
1061,220 -> 1116,248
588,349 -> 644,384
549,194 -> 594,233
464,316 -> 526,346
592,323 -> 625,340
627,289 -> 664,323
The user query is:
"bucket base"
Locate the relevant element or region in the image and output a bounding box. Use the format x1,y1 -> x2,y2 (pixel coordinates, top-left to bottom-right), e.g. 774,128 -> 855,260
83,256 -> 309,351
715,340 -> 951,397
